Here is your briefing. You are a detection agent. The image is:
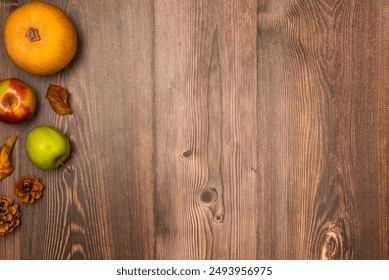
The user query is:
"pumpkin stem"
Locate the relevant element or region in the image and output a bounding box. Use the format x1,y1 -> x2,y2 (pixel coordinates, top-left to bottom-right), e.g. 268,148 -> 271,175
25,27 -> 41,42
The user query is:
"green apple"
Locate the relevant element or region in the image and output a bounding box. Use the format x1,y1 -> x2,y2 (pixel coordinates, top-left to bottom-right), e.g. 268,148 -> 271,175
25,126 -> 71,170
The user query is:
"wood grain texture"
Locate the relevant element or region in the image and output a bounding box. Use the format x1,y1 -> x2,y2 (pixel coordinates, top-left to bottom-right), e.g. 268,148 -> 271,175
0,0 -> 388,260
257,0 -> 388,259
154,0 -> 257,260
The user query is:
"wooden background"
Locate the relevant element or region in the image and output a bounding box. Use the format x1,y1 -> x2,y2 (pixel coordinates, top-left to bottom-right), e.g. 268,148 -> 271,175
0,0 -> 388,260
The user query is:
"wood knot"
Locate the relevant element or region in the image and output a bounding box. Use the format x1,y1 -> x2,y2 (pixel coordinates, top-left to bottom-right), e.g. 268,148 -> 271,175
200,188 -> 225,224
321,223 -> 343,260
181,149 -> 193,158
200,188 -> 218,206
213,214 -> 224,223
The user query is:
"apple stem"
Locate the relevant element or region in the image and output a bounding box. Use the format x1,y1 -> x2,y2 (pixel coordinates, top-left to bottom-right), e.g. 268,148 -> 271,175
57,160 -> 71,173
72,113 -> 79,126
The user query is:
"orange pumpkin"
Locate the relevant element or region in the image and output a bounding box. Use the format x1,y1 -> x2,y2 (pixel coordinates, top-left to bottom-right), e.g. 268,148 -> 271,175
2,1 -> 77,75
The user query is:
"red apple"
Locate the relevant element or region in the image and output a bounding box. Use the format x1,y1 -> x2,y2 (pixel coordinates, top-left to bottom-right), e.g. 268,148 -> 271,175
0,78 -> 36,124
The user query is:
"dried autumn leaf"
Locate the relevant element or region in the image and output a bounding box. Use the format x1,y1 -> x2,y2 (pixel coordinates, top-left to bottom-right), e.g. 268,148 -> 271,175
0,135 -> 17,181
46,84 -> 78,124
46,84 -> 72,115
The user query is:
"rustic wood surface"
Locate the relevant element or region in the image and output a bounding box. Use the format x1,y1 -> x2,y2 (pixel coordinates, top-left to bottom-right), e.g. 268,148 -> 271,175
0,0 -> 388,260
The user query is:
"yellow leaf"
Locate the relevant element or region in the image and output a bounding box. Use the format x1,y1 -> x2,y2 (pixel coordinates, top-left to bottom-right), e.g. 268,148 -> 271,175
0,135 -> 17,181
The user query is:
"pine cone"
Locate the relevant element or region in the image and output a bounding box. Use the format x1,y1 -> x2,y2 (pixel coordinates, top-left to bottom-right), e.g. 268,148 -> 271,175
0,195 -> 21,236
13,176 -> 44,204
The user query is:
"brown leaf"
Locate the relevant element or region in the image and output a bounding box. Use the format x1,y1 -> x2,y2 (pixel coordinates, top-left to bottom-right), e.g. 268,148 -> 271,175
0,135 -> 17,181
46,84 -> 73,115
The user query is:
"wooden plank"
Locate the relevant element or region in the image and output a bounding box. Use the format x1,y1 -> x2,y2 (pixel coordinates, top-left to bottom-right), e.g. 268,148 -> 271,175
154,0 -> 258,259
0,0 -> 156,259
59,0 -> 156,259
377,1 -> 389,259
351,0 -> 389,260
257,0 -> 388,259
